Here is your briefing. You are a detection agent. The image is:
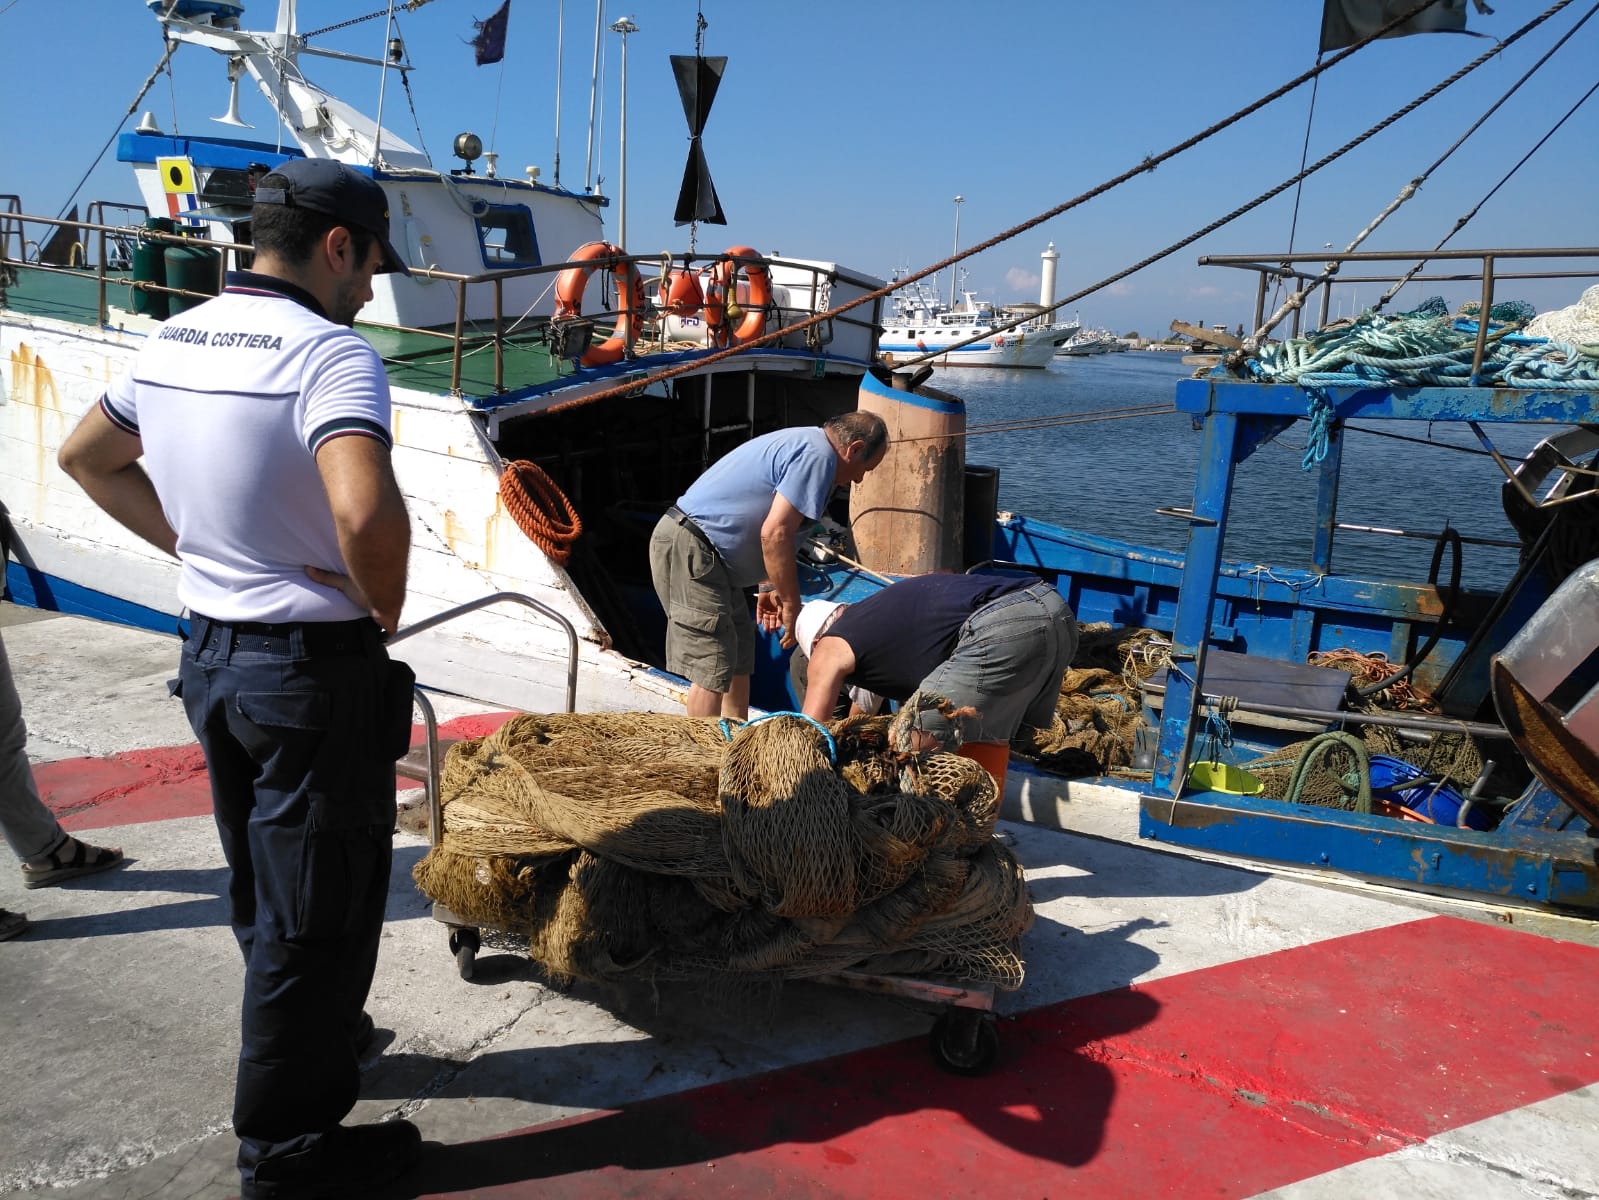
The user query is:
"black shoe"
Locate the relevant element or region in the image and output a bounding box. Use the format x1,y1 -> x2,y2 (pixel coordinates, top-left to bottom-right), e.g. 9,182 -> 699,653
241,1119 -> 422,1200
354,1010 -> 376,1057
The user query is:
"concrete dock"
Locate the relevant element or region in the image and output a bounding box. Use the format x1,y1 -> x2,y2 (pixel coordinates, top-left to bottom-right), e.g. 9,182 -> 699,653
2,604 -> 1596,1199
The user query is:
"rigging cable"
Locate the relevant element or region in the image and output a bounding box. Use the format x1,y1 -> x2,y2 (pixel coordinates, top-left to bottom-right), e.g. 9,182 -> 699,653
890,1 -> 1578,371
540,0 -> 1502,415
1273,60 -> 1326,318
1373,5 -> 1599,312
1244,0 -> 1598,348
55,35 -> 179,221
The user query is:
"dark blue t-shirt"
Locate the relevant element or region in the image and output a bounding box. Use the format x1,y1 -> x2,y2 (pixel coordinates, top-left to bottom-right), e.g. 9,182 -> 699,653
827,573 -> 1034,700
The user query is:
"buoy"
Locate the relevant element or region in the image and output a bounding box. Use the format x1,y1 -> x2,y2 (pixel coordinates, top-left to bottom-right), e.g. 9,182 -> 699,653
554,241 -> 643,366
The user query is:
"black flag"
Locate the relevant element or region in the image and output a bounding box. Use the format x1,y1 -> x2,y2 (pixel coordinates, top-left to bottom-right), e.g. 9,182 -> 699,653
1319,0 -> 1489,53
473,1 -> 511,66
671,54 -> 728,225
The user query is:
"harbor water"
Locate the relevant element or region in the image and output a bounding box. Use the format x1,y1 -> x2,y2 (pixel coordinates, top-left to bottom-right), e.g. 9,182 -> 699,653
946,351 -> 1544,590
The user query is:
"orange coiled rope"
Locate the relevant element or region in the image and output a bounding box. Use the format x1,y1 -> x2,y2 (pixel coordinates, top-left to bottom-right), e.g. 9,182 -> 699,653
500,460 -> 582,566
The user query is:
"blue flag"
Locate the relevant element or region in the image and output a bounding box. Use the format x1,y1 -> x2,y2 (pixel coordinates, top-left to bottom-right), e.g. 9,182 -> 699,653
473,0 -> 510,66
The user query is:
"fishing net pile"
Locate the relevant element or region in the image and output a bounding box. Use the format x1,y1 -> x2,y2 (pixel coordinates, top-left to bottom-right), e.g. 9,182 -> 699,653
1243,305 -> 1599,390
1240,725 -> 1484,812
1009,622 -> 1166,777
1525,284 -> 1599,351
412,710 -> 1033,990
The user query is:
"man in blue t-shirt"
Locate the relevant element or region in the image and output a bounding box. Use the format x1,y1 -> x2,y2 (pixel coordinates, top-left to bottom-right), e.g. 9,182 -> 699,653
649,411 -> 888,719
794,572 -> 1077,753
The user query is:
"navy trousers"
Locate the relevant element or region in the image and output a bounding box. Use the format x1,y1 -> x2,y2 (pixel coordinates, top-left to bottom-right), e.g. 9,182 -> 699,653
176,615 -> 412,1182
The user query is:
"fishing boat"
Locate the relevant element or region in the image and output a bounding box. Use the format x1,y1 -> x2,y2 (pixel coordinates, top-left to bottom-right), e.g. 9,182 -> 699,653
1053,325 -> 1119,356
0,0 -> 888,715
877,273 -> 1077,369
5,0 -> 1599,918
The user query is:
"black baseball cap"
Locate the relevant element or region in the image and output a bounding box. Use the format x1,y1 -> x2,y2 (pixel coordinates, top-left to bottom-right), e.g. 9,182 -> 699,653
252,158 -> 410,276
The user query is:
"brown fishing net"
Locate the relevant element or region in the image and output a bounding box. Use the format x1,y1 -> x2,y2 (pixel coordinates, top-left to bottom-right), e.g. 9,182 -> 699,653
1241,724 -> 1485,806
1009,623 -> 1166,776
413,710 -> 1032,990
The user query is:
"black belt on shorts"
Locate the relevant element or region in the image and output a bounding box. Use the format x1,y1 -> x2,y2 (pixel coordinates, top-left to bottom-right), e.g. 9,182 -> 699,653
666,505 -> 717,552
194,613 -> 379,658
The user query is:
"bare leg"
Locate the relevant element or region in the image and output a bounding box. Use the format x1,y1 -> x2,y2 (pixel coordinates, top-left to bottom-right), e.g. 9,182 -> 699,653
685,683 -> 725,718
721,675 -> 750,722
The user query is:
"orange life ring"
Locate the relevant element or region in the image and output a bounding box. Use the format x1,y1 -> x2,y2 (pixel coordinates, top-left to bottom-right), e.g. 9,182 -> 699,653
553,241 -> 643,366
660,266 -> 704,317
714,245 -> 772,346
699,265 -> 726,330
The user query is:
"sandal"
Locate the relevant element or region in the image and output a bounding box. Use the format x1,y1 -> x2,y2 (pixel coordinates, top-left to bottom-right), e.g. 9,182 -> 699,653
21,836 -> 126,889
0,908 -> 27,941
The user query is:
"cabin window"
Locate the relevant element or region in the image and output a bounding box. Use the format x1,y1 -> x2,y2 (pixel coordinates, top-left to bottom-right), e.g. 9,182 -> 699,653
474,204 -> 541,268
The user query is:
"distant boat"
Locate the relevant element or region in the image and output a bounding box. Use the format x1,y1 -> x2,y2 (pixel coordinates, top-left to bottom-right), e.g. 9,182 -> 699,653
1055,326 -> 1121,356
879,277 -> 1078,369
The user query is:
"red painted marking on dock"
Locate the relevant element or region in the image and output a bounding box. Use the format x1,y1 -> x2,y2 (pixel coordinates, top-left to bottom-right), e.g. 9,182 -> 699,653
31,713 -> 517,830
402,917 -> 1599,1199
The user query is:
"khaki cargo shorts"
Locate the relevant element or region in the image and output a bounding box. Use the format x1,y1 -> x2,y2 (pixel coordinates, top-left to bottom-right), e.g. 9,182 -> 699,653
649,513 -> 754,692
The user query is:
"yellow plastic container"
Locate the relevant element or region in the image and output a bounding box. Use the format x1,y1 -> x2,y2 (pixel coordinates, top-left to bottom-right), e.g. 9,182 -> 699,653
1186,760 -> 1264,795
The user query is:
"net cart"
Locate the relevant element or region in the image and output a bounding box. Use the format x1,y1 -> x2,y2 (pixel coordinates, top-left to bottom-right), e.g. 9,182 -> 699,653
392,594 -> 1002,1076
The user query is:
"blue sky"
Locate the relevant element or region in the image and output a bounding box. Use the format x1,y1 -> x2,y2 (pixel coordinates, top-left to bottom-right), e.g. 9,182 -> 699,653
3,1 -> 1594,335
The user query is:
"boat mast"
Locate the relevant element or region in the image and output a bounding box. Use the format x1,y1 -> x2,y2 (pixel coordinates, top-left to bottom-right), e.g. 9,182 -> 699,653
585,0 -> 603,193
553,0 -> 565,187
950,194 -> 964,309
371,0 -> 399,168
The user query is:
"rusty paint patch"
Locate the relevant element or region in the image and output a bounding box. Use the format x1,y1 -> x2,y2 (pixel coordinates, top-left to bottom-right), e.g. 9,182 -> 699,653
441,508 -> 481,569
9,341 -> 60,410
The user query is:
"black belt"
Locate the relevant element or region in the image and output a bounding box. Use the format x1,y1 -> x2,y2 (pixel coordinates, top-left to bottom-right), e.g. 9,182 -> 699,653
666,506 -> 716,551
194,614 -> 379,658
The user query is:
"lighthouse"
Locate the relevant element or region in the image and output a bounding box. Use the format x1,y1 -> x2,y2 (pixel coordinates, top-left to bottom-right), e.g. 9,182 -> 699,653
1040,241 -> 1060,311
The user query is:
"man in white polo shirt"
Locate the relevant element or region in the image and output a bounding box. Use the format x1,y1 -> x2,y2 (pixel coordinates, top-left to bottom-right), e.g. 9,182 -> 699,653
59,158 -> 417,1200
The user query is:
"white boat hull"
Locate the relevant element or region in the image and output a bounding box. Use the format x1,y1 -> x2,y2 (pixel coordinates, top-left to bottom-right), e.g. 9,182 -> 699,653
877,323 -> 1071,368
2,310 -> 687,716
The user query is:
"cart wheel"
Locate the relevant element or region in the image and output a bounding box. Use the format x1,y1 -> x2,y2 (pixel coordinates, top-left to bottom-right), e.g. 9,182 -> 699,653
448,927 -> 480,981
929,1009 -> 999,1076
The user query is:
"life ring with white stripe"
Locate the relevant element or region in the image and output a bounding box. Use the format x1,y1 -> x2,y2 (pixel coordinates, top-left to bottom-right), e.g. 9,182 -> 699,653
554,241 -> 644,366
714,245 -> 773,346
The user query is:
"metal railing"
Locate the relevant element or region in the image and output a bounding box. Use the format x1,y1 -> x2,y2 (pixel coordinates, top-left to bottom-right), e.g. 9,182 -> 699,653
388,591 -> 580,844
0,200 -> 879,395
1197,247 -> 1599,380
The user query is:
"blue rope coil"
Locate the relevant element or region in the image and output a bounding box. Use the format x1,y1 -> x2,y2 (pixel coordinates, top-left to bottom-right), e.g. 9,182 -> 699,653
1198,704 -> 1235,765
740,711 -> 839,765
1245,309 -> 1599,472
1302,386 -> 1334,470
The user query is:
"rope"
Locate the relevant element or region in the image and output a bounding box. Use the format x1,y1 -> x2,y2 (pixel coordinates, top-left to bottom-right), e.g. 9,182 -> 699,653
540,0 -> 1523,417
1372,3 -> 1599,315
1302,386 -> 1335,469
499,460 -> 582,565
742,711 -> 839,765
1246,313 -> 1599,468
1197,699 -> 1236,765
1284,731 -> 1372,813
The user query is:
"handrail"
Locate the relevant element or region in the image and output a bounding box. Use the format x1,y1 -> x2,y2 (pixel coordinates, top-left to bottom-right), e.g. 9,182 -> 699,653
388,590 -> 580,714
1195,246 -> 1599,349
389,591 -> 581,848
0,202 -> 868,392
